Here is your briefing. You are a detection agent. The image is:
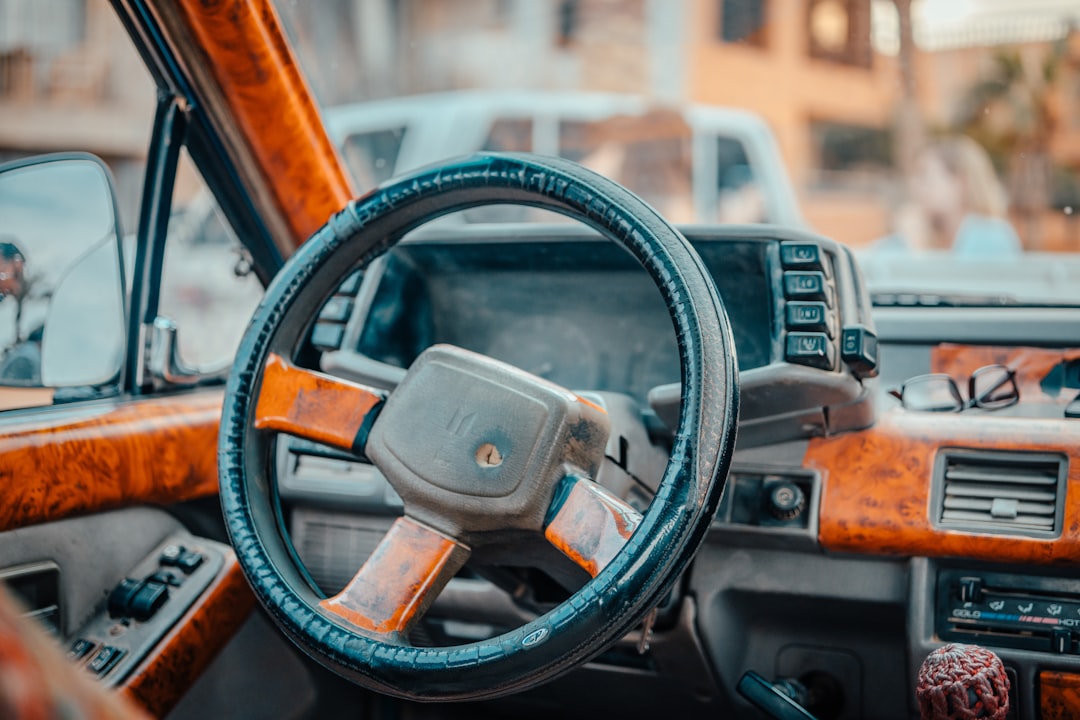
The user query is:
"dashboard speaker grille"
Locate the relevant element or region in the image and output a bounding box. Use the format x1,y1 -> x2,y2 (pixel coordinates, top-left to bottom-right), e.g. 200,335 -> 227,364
290,508 -> 395,595
934,449 -> 1067,537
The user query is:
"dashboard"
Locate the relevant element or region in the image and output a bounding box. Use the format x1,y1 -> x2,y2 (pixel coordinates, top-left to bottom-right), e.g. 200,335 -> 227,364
265,224 -> 1080,719
314,224 -> 879,446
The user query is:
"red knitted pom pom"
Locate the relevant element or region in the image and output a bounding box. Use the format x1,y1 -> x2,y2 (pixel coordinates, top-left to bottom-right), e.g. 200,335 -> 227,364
916,643 -> 1010,720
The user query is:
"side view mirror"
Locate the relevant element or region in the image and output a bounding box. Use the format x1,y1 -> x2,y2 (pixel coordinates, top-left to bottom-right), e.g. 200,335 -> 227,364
0,154 -> 126,401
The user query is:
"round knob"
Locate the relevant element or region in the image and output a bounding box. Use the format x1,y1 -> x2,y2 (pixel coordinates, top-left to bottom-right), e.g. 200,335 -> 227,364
768,481 -> 806,520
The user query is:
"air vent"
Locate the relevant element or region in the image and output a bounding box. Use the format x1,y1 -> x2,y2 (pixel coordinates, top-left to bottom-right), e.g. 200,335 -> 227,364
934,449 -> 1067,537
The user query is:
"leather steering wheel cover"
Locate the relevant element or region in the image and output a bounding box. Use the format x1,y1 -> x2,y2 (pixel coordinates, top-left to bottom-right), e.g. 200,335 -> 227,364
219,152 -> 739,700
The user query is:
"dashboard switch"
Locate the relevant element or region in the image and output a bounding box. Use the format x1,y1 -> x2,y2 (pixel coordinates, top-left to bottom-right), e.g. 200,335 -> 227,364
159,544 -> 185,566
177,550 -> 204,574
1053,627 -> 1072,654
785,333 -> 835,371
87,645 -> 125,676
783,272 -> 829,303
107,578 -> 142,619
780,242 -> 826,273
149,569 -> 182,587
129,581 -> 169,621
785,302 -> 831,335
68,638 -> 97,662
841,325 -> 879,378
958,576 -> 984,604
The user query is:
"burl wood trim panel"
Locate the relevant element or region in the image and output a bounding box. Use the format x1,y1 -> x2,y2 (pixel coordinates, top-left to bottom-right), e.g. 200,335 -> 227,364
1040,670 -> 1080,720
121,550 -> 254,718
320,516 -> 469,635
809,411 -> 1080,564
158,0 -> 357,255
545,477 -> 642,577
255,353 -> 382,452
931,344 -> 1080,404
0,392 -> 222,532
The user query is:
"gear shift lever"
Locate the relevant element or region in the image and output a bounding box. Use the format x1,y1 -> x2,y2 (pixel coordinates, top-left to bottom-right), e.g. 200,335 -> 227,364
737,671 -> 819,719
916,644 -> 1010,720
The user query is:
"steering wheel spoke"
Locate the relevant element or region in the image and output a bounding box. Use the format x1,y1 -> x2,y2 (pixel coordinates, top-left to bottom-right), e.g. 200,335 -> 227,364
320,516 -> 469,637
544,475 -> 642,577
254,353 -> 384,454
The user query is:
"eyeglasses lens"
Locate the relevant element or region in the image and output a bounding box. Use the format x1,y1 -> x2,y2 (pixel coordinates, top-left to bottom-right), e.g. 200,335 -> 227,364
971,366 -> 1019,409
901,376 -> 963,412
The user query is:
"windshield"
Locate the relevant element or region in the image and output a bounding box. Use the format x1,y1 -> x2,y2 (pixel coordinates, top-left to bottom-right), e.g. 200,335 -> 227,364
273,0 -> 1080,306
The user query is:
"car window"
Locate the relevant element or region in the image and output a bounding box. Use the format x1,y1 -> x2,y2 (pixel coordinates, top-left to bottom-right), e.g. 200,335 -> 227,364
715,135 -> 765,224
1,4 -> 265,401
158,151 -> 264,370
276,0 -> 1080,306
559,111 -> 695,223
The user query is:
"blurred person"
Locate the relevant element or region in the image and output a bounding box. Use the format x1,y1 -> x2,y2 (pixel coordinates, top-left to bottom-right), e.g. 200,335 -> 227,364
876,136 -> 1022,255
0,239 -> 41,384
0,239 -> 26,302
910,136 -> 1022,255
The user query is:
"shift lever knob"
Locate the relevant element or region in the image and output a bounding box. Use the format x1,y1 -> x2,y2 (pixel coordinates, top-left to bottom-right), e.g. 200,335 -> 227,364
916,643 -> 1009,720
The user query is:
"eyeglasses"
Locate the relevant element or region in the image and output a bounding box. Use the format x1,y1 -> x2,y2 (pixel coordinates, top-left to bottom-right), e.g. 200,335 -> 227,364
889,364 -> 1019,413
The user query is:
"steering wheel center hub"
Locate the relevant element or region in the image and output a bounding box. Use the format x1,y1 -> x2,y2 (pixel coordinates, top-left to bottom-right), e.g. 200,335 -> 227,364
366,345 -> 611,535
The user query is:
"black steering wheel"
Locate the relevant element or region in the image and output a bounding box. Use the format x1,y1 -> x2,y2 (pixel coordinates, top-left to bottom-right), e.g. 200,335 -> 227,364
218,153 -> 739,701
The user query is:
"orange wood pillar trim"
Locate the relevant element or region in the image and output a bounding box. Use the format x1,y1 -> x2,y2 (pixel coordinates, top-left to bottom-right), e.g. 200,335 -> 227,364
121,550 -> 255,718
153,0 -> 357,255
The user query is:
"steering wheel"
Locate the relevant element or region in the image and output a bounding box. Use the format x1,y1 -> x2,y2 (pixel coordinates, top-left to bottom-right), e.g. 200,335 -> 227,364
218,153 -> 739,701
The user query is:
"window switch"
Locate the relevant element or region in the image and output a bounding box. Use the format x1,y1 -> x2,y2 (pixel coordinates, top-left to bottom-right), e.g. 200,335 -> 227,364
148,569 -> 182,587
107,578 -> 141,619
129,581 -> 169,622
87,645 -> 125,676
159,544 -> 185,567
177,551 -> 204,574
68,638 -> 97,662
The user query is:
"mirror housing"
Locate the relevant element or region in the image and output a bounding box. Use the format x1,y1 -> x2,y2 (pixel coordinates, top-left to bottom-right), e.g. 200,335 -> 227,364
0,153 -> 126,393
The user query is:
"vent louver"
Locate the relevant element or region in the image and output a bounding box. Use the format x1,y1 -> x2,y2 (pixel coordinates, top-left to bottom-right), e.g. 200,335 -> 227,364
935,449 -> 1067,537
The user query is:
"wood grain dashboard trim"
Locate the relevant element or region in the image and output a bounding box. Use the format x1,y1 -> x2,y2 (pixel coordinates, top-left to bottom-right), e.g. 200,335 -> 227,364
1040,670 -> 1080,720
809,410 -> 1080,564
120,550 -> 254,718
931,344 -> 1080,404
0,392 -> 222,532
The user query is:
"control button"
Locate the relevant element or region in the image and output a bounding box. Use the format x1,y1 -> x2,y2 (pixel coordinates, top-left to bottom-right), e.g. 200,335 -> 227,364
767,482 -> 807,521
148,569 -> 182,587
177,551 -> 204,575
783,271 -> 830,303
337,269 -> 363,296
107,578 -> 142,619
780,242 -> 826,273
1052,627 -> 1072,654
841,325 -> 879,378
87,645 -> 125,676
785,301 -> 831,336
318,296 -> 353,323
68,638 -> 96,661
958,577 -> 984,604
129,581 -> 169,622
311,322 -> 345,350
159,544 -> 185,566
785,332 -> 835,371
